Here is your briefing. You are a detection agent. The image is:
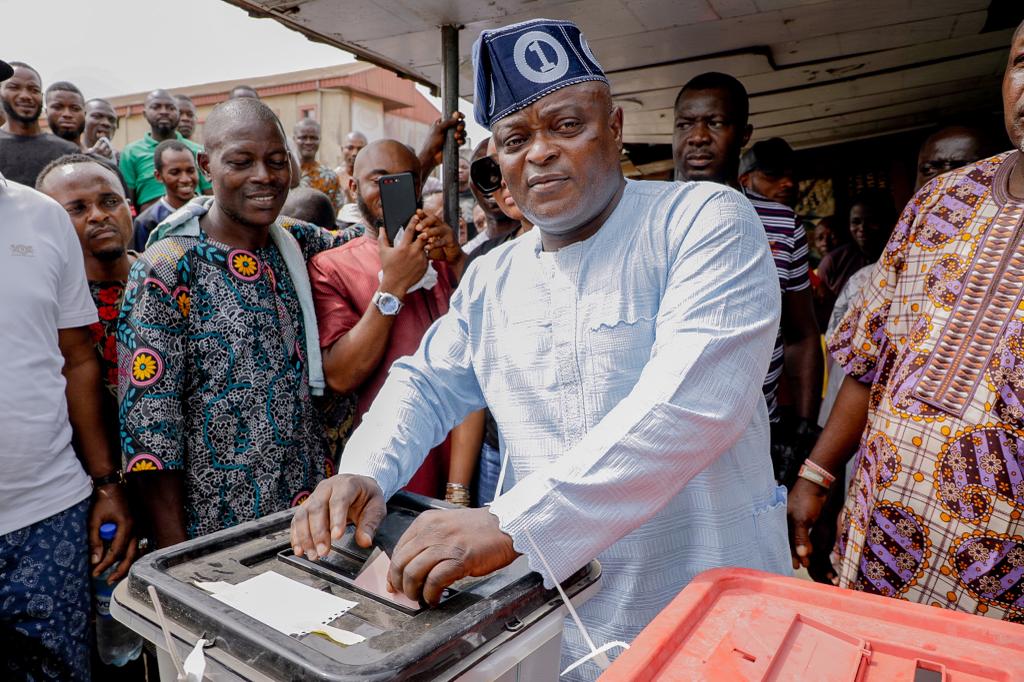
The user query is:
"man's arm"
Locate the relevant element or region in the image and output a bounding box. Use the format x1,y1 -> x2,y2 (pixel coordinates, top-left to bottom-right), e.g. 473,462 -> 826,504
118,258 -> 189,547
316,224 -> 431,394
60,326 -> 138,579
416,112 -> 466,186
782,287 -> 823,420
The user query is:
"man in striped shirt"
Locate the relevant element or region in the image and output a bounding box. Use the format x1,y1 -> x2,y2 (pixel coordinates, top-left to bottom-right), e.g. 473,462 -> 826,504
674,72 -> 822,487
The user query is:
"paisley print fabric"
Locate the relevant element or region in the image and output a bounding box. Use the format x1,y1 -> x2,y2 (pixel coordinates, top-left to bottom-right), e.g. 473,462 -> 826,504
117,217 -> 347,538
829,151 -> 1024,622
299,161 -> 343,213
0,500 -> 90,681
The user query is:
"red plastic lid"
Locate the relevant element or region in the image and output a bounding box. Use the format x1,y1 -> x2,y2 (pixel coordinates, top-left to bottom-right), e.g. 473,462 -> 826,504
601,568 -> 1024,682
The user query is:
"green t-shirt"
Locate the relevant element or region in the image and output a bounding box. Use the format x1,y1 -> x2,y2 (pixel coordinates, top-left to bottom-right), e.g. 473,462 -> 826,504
119,132 -> 211,207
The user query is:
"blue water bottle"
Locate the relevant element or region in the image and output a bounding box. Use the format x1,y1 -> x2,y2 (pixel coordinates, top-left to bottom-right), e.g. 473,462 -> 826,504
93,522 -> 143,666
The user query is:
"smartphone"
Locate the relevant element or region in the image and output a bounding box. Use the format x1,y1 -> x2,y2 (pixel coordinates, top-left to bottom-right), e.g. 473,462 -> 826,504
378,172 -> 418,244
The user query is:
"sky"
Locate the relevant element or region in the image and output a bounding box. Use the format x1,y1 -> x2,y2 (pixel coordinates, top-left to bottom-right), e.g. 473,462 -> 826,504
3,0 -> 489,141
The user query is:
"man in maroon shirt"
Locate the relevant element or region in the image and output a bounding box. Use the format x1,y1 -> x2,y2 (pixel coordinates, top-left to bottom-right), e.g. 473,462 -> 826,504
309,139 -> 462,498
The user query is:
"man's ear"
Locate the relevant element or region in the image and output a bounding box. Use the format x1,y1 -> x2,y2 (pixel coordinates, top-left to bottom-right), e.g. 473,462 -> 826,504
741,124 -> 753,149
348,176 -> 358,198
609,106 -> 624,152
197,151 -> 211,180
738,172 -> 752,190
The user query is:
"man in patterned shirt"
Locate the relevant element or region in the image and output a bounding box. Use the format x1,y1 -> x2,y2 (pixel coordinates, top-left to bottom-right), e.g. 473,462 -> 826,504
790,22 -> 1024,621
294,118 -> 342,213
118,98 -> 349,547
674,72 -> 822,487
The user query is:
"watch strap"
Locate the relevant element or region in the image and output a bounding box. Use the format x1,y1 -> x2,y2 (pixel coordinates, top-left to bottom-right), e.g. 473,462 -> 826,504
92,470 -> 126,487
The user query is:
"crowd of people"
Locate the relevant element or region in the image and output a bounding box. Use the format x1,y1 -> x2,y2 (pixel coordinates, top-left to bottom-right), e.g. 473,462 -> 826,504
2,15 -> 1024,682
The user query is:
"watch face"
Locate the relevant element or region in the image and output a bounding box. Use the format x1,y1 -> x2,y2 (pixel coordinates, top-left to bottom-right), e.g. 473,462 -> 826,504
377,293 -> 401,315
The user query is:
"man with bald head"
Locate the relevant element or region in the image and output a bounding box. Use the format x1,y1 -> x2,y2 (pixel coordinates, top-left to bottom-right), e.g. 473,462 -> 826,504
294,20 -> 786,677
335,130 -> 367,204
117,97 -> 352,547
82,98 -> 119,163
309,138 -> 462,499
790,22 -> 1024,621
915,124 -> 988,190
119,88 -> 210,211
0,61 -> 79,185
294,118 -> 342,212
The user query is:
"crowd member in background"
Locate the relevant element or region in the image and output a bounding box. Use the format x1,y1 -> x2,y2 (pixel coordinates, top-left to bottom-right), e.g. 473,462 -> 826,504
44,81 -> 85,146
422,186 -> 443,218
294,21 -> 789,678
228,84 -> 260,100
174,94 -> 197,140
674,72 -> 822,488
119,89 -> 210,211
457,154 -> 476,229
282,186 -> 338,230
789,23 -> 1024,618
118,98 -> 347,547
309,139 -> 465,500
335,130 -> 367,204
1,56 -> 135,679
294,118 -> 343,212
740,137 -> 798,209
915,123 -> 989,190
131,139 -> 198,251
472,204 -> 486,238
815,189 -> 897,320
0,61 -> 79,185
82,98 -> 119,163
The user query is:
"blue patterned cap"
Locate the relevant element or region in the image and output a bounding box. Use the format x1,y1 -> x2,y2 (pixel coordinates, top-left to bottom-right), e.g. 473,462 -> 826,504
472,19 -> 608,129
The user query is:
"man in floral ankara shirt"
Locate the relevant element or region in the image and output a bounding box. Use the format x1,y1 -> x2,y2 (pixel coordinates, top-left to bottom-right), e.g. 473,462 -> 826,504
116,98 -> 355,547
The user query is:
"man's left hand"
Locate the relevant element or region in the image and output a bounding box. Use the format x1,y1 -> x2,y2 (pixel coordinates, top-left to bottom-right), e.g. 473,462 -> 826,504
411,210 -> 462,263
388,507 -> 519,606
89,485 -> 138,583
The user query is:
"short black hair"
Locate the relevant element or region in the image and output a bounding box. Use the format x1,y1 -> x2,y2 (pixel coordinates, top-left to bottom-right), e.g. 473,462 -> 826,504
7,61 -> 40,84
36,153 -> 107,190
153,139 -> 192,171
281,187 -> 336,229
676,72 -> 749,127
45,81 -> 82,98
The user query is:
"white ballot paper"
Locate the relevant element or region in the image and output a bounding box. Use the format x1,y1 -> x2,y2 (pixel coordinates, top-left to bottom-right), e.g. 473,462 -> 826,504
208,571 -> 359,637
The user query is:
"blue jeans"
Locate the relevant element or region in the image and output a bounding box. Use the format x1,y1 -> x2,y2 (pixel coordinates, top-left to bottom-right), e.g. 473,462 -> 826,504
475,441 -> 502,507
0,499 -> 91,681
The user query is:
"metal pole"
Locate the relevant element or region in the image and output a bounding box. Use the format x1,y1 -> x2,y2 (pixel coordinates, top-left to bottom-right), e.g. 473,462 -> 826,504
441,24 -> 461,234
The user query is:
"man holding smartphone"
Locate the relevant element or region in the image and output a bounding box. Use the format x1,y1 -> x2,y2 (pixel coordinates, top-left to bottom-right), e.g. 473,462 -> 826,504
309,139 -> 462,499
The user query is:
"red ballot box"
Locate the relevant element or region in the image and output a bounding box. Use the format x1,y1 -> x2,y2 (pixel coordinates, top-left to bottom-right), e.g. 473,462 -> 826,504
601,567 -> 1024,682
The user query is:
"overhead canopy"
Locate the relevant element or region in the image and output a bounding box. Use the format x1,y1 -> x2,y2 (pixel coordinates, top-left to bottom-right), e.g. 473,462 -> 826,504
222,0 -> 1017,149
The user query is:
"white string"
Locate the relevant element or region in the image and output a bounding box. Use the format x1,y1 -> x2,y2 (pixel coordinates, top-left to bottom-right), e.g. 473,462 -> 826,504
489,447 -> 627,676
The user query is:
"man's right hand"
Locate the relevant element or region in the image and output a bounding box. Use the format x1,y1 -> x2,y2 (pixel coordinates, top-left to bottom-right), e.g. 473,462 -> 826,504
787,476 -> 830,571
291,474 -> 387,560
379,219 -> 429,297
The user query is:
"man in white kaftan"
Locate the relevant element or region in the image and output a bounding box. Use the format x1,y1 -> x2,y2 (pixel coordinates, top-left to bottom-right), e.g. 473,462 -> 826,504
291,18 -> 790,678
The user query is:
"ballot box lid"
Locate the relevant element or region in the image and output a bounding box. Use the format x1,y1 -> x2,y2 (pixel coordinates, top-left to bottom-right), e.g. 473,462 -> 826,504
125,492 -> 600,681
600,567 -> 1024,682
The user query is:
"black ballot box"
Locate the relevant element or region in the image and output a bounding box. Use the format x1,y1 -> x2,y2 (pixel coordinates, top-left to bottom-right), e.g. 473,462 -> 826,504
111,492 -> 602,681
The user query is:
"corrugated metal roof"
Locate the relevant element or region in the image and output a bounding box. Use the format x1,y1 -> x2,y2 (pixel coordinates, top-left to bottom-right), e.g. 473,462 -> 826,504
219,0 -> 1017,149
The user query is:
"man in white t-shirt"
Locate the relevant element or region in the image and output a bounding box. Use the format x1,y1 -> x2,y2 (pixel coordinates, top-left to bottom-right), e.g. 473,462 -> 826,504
0,57 -> 136,678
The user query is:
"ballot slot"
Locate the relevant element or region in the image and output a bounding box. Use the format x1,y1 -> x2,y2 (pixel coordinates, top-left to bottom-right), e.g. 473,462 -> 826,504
277,547 -> 460,616
276,508 -> 459,616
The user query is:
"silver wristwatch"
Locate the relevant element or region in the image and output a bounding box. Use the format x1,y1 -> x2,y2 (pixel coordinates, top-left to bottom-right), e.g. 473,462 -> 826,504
372,290 -> 403,316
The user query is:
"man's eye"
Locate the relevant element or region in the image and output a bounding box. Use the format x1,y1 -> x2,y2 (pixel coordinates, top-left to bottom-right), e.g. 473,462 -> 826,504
103,197 -> 121,208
